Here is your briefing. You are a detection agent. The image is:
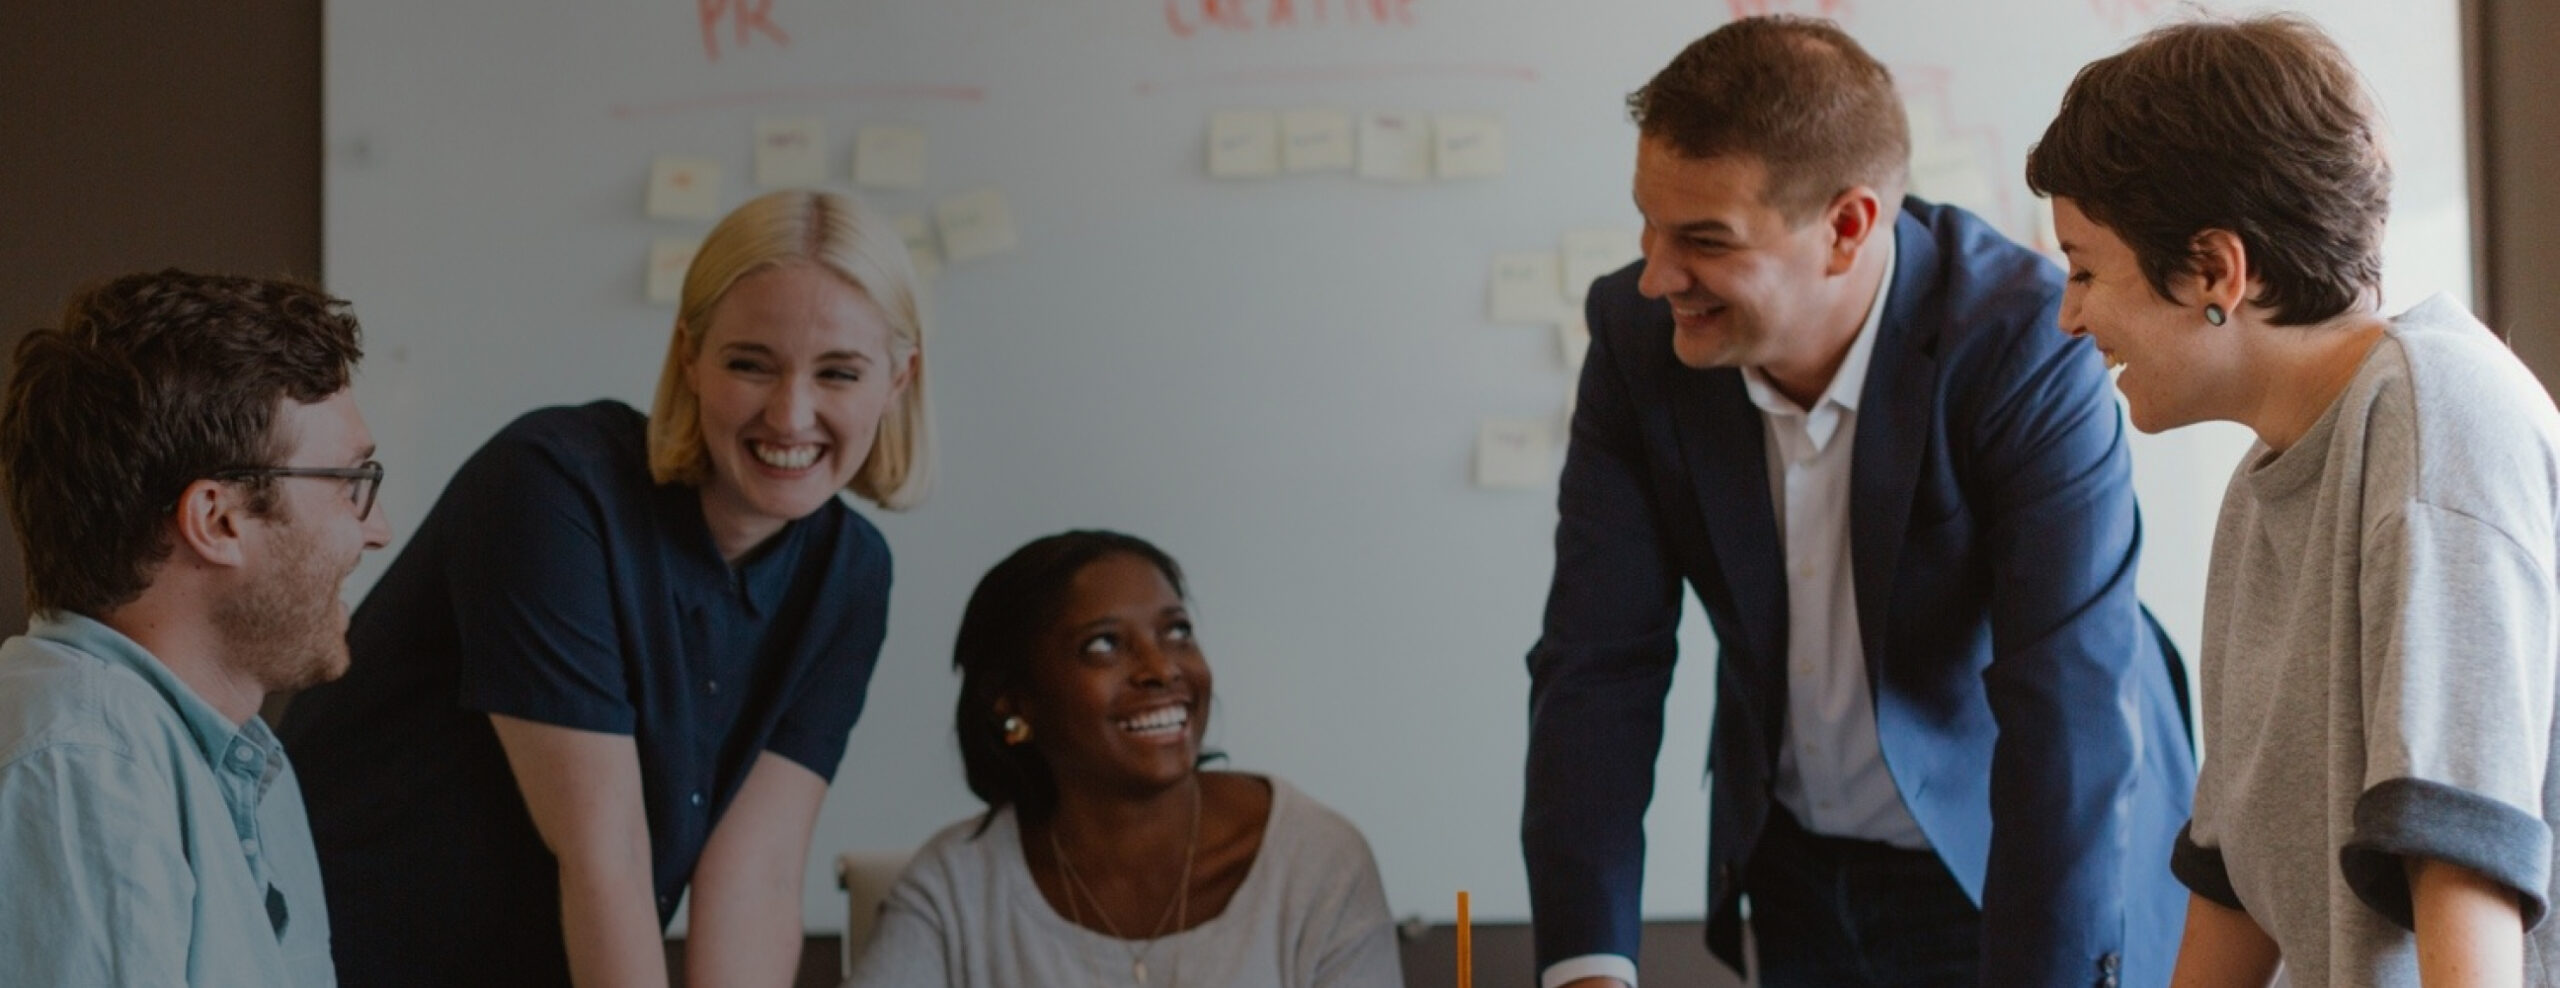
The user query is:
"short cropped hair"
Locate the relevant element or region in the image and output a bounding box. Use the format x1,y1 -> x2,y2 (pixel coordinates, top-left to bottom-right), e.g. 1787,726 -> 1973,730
0,270 -> 364,616
2026,15 -> 2389,325
1628,15 -> 1911,222
647,189 -> 932,510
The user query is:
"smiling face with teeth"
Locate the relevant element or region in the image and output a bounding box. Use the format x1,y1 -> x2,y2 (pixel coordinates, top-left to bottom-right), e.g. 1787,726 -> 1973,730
2052,197 -> 2245,435
1005,551 -> 1212,797
1631,139 -> 1886,400
686,261 -> 914,561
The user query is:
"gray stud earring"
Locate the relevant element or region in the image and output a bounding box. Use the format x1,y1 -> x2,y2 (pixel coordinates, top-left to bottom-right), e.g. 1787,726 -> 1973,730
2204,303 -> 2227,326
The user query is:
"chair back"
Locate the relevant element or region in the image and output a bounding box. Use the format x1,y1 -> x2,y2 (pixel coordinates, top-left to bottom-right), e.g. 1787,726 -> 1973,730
836,849 -> 915,978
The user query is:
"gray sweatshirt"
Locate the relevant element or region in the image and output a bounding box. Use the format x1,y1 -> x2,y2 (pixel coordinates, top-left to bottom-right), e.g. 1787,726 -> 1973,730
2178,295 -> 2560,985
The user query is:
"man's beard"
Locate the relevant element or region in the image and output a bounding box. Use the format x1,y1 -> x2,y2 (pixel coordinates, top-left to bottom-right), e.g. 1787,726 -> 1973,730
213,506 -> 350,696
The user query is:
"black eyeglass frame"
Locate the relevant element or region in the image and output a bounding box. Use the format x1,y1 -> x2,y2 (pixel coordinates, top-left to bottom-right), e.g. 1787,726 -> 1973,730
208,460 -> 386,520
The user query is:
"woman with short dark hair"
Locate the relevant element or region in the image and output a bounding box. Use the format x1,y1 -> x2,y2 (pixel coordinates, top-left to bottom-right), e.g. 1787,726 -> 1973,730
2029,15 -> 2560,984
847,530 -> 1403,988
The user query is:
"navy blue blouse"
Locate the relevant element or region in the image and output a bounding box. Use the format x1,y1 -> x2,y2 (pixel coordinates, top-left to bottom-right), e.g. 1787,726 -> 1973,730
279,401 -> 891,987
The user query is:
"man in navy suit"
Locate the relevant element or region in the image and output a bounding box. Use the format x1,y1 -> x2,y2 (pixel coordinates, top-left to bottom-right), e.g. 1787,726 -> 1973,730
1522,17 -> 2195,988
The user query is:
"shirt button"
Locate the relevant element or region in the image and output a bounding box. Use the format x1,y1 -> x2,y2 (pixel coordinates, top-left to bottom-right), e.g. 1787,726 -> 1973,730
690,791 -> 705,807
241,839 -> 259,857
705,679 -> 719,695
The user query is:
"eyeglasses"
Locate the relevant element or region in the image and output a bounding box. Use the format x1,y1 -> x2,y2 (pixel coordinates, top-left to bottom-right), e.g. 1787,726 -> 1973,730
210,460 -> 385,520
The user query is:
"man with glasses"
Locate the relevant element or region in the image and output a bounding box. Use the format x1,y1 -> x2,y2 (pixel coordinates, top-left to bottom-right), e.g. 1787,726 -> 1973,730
0,269 -> 390,985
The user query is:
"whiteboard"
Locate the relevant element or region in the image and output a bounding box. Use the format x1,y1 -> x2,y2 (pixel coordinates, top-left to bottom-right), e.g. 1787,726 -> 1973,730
326,0 -> 2471,929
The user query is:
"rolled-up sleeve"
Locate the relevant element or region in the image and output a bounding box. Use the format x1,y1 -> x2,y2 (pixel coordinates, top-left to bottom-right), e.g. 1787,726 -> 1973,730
2170,822 -> 2246,913
2341,502 -> 2557,931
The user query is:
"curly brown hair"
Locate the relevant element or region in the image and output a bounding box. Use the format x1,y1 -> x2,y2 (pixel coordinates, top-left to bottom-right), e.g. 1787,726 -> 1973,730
0,269 -> 364,616
1626,15 -> 1910,223
2025,15 -> 2390,325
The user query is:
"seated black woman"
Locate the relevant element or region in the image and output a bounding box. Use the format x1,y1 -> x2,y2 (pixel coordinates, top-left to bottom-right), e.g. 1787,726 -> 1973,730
847,530 -> 1405,988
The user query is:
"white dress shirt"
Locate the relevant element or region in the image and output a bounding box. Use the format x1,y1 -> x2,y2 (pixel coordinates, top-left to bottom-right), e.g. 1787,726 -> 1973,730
1744,236 -> 1928,849
1541,238 -> 1911,988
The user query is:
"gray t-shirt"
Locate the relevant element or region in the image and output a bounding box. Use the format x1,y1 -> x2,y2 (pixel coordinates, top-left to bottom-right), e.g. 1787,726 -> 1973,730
847,775 -> 1405,988
2178,294 -> 2560,985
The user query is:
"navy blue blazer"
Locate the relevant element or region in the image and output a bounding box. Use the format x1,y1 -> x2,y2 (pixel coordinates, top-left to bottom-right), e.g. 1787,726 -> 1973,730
1522,200 -> 2196,987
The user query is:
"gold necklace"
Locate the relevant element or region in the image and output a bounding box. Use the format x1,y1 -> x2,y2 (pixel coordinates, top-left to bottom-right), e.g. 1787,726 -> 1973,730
1046,777 -> 1202,988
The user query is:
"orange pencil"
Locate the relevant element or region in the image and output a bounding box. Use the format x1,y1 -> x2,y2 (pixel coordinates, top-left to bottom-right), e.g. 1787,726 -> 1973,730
1456,890 -> 1472,988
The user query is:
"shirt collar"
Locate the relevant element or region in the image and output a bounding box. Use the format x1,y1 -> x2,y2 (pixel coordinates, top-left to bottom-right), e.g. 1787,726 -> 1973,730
1742,229 -> 1898,418
666,481 -> 819,617
734,509 -> 812,616
27,610 -> 270,785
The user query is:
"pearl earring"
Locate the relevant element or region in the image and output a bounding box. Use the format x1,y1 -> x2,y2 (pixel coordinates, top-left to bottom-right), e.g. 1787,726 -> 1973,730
1001,715 -> 1032,746
2205,303 -> 2227,326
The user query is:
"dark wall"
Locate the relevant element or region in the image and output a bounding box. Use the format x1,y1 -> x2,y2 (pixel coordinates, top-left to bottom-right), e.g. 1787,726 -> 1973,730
2479,0 -> 2560,378
0,2 -> 323,633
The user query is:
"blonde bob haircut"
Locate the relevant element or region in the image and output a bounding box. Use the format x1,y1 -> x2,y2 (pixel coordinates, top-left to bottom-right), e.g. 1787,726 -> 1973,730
647,189 -> 932,510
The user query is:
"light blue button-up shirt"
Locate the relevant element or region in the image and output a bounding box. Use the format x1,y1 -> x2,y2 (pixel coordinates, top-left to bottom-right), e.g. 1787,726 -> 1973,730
0,611 -> 336,986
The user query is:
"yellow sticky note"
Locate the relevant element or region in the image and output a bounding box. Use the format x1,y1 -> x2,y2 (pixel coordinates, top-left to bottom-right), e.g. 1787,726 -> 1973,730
1904,96 -> 1999,218
936,190 -> 1019,263
1358,111 -> 1431,182
754,117 -> 828,188
646,156 -> 722,221
895,214 -> 941,281
1208,110 -> 1281,179
1434,113 -> 1506,180
646,237 -> 701,305
1489,252 -> 1565,324
1557,313 -> 1591,371
1281,109 -> 1353,172
856,125 -> 929,190
1911,153 -> 1997,219
1561,229 -> 1642,302
1475,417 -> 1557,490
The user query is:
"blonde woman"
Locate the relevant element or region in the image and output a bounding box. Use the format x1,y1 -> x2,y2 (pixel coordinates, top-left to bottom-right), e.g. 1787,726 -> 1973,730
281,189 -> 931,987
